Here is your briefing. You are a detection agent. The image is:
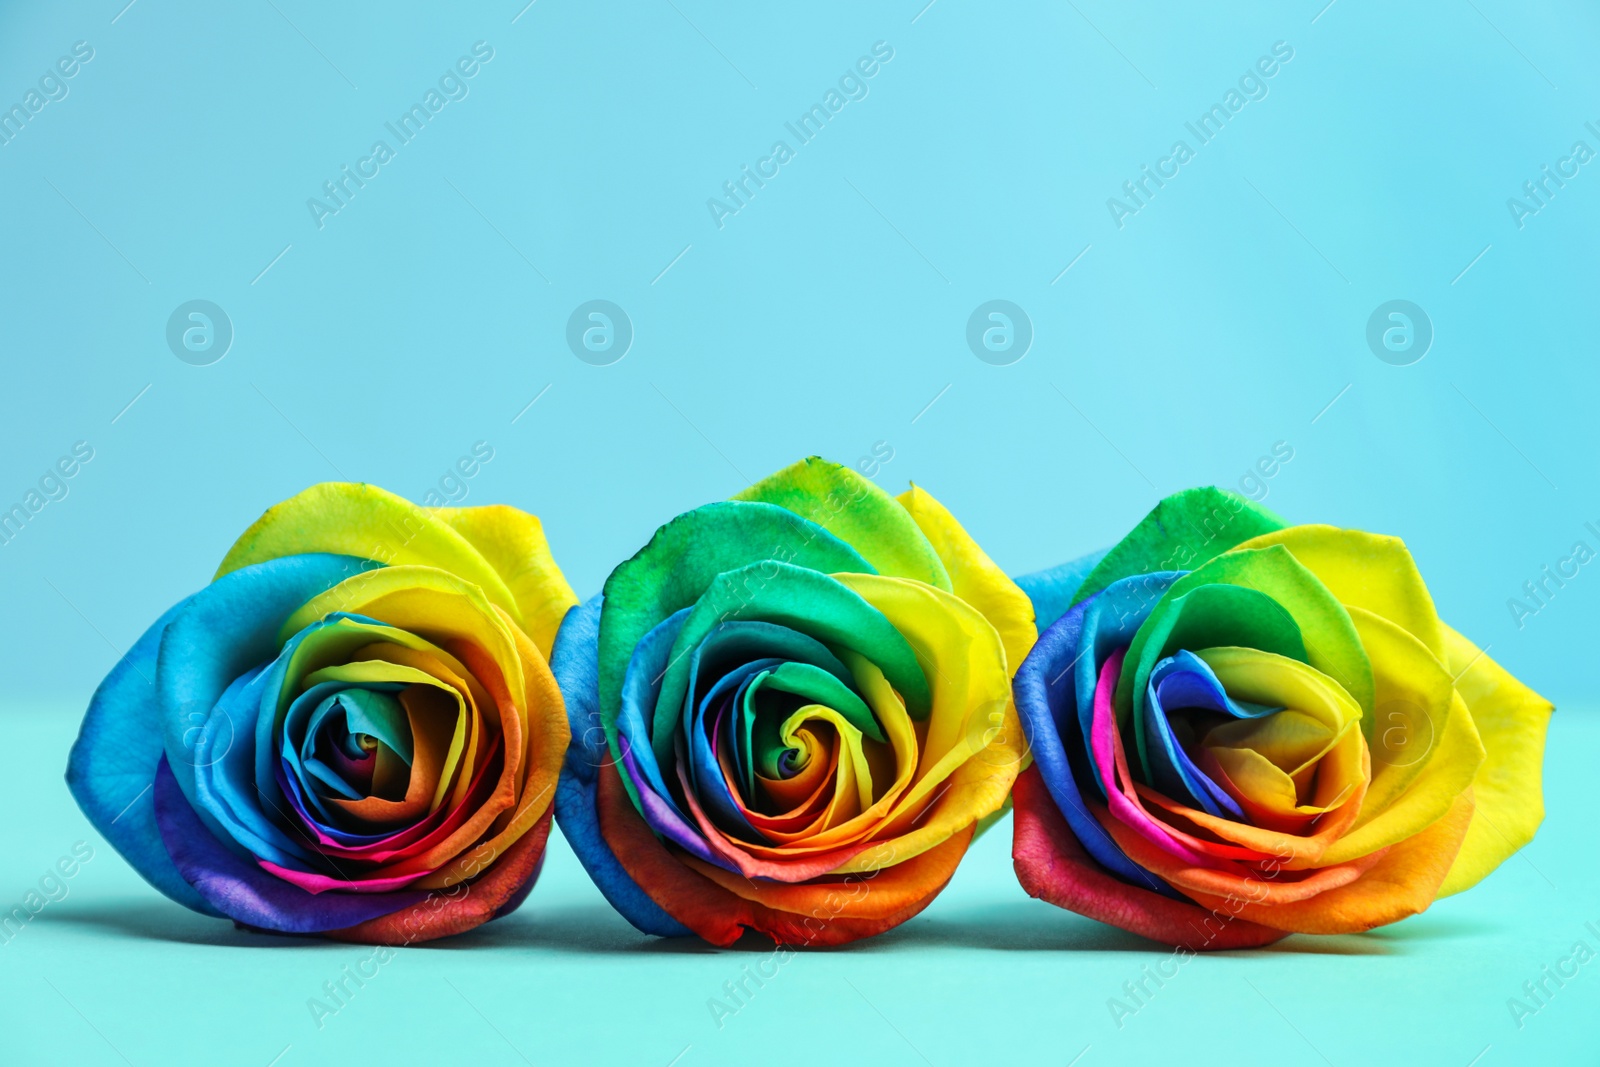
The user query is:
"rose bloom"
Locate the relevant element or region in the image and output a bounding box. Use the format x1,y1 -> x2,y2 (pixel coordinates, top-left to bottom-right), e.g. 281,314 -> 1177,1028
67,483 -> 575,942
554,457 -> 1034,946
1011,487 -> 1552,948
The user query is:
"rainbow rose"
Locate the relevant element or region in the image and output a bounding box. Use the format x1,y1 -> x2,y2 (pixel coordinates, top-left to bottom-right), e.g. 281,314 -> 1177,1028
66,483 -> 576,943
1011,487 -> 1552,948
553,457 -> 1034,946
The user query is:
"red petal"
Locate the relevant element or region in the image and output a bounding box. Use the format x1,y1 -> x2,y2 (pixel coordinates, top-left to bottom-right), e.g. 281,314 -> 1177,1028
1011,765 -> 1285,951
324,808 -> 553,945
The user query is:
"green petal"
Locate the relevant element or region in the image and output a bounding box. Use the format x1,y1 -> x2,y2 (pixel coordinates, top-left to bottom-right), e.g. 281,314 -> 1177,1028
734,457 -> 951,591
758,661 -> 883,742
1116,582 -> 1309,775
1072,486 -> 1287,607
597,500 -> 873,734
652,562 -> 930,768
1117,546 -> 1376,771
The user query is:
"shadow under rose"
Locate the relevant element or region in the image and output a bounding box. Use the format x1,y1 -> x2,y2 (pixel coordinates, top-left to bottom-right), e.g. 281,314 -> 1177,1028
509,900 -> 1413,956
709,900 -> 1402,956
1363,911 -> 1503,944
1257,933 -> 1393,957
39,896 -> 1435,957
482,903 -> 718,955
38,899 -> 310,949
495,901 -> 1159,955
844,900 -> 1158,952
37,897 -> 714,955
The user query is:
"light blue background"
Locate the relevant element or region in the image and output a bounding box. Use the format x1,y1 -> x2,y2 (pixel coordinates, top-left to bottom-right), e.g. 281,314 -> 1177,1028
1,1 -> 1595,1064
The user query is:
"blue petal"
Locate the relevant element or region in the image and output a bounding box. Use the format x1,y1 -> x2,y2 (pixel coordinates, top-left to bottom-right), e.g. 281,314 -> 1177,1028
191,663 -> 320,869
1068,572 -> 1183,796
616,608 -> 694,820
550,595 -> 690,938
155,554 -> 370,813
697,657 -> 783,799
65,596 -> 220,916
616,611 -> 724,866
1141,651 -> 1278,819
154,758 -> 425,934
1149,651 -> 1278,720
1013,590 -> 1182,899
1014,546 -> 1110,634
1143,655 -> 1242,818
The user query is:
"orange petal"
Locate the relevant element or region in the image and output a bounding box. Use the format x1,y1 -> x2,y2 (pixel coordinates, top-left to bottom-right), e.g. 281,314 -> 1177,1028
1097,803 -> 1385,904
1185,790 -> 1476,934
596,761 -> 961,946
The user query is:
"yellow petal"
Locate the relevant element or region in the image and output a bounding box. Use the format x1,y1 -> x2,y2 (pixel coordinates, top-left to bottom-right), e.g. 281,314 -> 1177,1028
1206,745 -> 1303,816
431,504 -> 577,658
1195,647 -> 1367,830
1346,608 -> 1461,809
414,609 -> 568,888
827,574 -> 1022,872
1189,791 -> 1475,935
1436,624 -> 1553,896
1194,646 -> 1363,735
781,704 -> 873,815
896,484 -> 1037,675
216,481 -> 573,638
1325,689 -> 1480,866
283,565 -> 526,701
732,457 -> 952,589
1207,710 -> 1334,781
1321,608 -> 1484,865
1234,525 -> 1444,660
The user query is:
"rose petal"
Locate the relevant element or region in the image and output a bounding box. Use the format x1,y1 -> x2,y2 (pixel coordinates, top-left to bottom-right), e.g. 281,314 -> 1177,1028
1234,525 -> 1446,660
896,484 -> 1036,671
550,594 -> 692,938
1436,625 -> 1553,895
1010,591 -> 1179,895
154,554 -> 372,819
596,500 -> 871,742
325,809 -> 555,945
214,482 -> 575,641
1116,546 -> 1373,767
154,757 -> 427,933
735,456 -> 951,590
1012,765 -> 1285,950
431,503 -> 578,657
65,595 -> 221,916
1186,792 -> 1476,934
651,563 -> 930,766
599,760 -> 963,947
1014,547 -> 1109,635
1070,486 -> 1286,608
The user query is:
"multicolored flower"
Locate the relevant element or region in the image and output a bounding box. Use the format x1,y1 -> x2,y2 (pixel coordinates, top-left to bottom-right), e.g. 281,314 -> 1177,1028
66,483 -> 576,943
554,457 -> 1034,946
1011,487 -> 1552,948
